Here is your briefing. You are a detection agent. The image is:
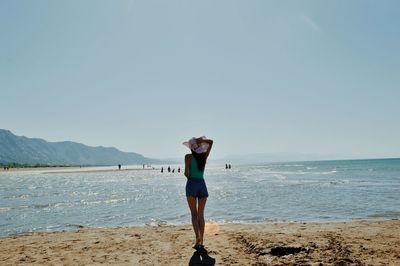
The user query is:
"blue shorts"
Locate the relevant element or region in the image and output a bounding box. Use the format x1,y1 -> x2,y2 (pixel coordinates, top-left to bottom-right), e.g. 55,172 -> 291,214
186,178 -> 209,198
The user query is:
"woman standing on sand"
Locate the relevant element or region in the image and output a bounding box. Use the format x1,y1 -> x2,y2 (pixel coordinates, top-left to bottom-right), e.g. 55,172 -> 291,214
183,136 -> 213,250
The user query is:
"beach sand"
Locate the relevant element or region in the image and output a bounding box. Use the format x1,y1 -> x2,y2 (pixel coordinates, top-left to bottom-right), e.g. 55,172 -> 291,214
1,220 -> 399,265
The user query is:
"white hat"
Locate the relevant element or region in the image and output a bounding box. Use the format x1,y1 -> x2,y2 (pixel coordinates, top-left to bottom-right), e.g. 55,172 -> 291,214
183,136 -> 210,154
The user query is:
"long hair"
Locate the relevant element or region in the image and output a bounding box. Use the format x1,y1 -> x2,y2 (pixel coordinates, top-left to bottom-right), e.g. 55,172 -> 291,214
191,151 -> 207,171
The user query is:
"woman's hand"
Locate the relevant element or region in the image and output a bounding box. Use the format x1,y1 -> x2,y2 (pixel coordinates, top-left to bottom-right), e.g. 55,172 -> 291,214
193,138 -> 202,147
196,137 -> 212,145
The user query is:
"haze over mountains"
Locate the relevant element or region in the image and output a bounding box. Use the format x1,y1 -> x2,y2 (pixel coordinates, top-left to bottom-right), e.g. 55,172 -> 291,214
0,129 -> 161,166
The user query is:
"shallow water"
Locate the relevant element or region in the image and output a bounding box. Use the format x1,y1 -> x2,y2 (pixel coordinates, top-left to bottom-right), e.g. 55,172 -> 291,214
0,159 -> 399,236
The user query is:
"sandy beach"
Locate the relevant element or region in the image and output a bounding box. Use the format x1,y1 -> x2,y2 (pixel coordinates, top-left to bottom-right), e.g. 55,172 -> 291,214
1,220 -> 399,265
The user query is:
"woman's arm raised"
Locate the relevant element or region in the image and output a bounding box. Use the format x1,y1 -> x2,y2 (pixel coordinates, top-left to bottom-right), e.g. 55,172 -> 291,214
196,138 -> 213,159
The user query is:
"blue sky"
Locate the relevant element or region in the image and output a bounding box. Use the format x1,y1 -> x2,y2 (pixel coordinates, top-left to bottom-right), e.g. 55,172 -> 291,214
1,1 -> 399,160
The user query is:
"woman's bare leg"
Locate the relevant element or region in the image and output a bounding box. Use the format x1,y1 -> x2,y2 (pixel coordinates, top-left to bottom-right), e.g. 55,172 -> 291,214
187,196 -> 200,244
197,197 -> 207,245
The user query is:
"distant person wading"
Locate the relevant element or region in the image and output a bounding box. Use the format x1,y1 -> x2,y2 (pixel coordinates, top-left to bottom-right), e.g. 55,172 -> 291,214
183,136 -> 213,251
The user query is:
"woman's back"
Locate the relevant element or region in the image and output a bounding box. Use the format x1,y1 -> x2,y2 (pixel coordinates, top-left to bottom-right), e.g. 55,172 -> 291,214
189,156 -> 204,179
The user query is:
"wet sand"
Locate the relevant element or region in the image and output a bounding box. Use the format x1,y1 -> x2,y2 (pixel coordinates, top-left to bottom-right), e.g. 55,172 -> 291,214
1,220 -> 399,265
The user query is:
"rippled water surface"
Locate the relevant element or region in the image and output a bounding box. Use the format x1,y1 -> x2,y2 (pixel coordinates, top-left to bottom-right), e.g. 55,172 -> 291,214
1,159 -> 399,236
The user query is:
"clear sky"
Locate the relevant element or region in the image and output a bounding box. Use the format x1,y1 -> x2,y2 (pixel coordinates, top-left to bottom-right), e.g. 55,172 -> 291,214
1,1 -> 399,160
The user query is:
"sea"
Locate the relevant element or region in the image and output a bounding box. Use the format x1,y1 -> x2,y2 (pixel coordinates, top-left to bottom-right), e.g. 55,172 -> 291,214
1,158 -> 399,237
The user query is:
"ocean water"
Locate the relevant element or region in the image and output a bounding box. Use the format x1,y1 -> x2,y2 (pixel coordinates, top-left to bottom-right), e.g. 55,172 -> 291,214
0,159 -> 399,236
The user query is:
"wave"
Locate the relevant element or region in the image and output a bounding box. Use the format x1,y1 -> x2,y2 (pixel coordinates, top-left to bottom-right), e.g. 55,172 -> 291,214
367,211 -> 400,218
0,205 -> 29,212
272,174 -> 287,180
0,197 -> 130,212
0,207 -> 13,212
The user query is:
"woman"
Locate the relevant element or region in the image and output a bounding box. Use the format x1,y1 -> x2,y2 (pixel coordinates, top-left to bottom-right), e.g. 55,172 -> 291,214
183,136 -> 213,250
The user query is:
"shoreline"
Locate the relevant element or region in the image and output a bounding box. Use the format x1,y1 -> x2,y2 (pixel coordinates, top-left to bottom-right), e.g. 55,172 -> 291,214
1,220 -> 399,265
0,166 -> 159,174
1,166 -> 81,172
2,217 -> 397,238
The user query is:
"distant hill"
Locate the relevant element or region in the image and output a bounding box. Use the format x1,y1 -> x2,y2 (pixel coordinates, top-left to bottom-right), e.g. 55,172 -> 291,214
0,129 -> 160,166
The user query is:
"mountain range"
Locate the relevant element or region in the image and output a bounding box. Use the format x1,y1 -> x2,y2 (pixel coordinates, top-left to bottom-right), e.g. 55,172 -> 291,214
0,129 -> 160,166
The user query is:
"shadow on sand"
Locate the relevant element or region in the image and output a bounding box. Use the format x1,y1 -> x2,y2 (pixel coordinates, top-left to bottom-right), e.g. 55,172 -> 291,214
188,249 -> 216,266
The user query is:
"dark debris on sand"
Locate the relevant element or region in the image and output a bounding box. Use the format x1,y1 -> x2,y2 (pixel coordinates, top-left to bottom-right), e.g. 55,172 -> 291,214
232,232 -> 366,266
